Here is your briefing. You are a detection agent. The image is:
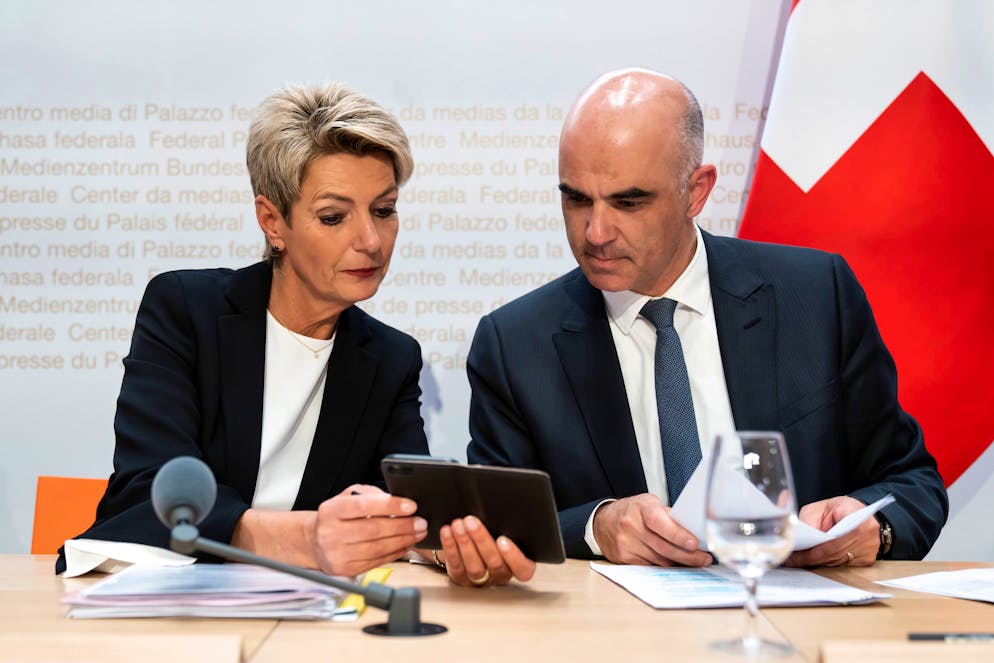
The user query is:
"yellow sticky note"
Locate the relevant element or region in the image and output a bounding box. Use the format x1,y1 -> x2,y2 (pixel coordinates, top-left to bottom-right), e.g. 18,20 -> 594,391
340,567 -> 393,616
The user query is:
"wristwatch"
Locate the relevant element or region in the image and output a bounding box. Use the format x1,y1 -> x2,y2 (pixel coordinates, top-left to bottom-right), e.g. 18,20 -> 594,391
875,513 -> 893,559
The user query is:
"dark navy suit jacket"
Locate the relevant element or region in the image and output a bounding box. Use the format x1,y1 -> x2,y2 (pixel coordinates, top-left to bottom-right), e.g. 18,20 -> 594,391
467,231 -> 947,560
56,261 -> 428,573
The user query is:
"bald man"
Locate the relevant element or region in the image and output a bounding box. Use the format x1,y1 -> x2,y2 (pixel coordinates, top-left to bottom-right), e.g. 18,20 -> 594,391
466,69 -> 947,568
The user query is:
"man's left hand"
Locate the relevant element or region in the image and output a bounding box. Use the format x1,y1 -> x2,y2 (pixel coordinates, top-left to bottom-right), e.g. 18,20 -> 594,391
783,496 -> 879,567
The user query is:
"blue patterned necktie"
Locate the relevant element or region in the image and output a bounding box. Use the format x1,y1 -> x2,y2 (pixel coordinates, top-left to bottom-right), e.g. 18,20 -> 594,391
640,298 -> 702,506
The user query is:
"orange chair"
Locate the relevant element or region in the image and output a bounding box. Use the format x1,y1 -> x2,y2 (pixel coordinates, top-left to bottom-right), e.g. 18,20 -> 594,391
31,476 -> 108,554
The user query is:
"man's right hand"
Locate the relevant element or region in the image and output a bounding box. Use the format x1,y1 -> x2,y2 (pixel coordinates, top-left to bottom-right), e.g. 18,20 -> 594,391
592,493 -> 712,566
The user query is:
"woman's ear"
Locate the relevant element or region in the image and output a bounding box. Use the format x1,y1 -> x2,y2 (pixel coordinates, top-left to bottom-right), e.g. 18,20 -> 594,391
255,194 -> 285,248
255,194 -> 287,255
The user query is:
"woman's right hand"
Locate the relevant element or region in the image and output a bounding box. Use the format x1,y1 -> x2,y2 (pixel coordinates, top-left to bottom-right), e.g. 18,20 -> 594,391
311,484 -> 427,577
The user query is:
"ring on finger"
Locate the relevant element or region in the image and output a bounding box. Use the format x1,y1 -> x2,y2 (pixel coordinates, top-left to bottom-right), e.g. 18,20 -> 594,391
432,549 -> 446,570
468,568 -> 491,586
846,550 -> 854,565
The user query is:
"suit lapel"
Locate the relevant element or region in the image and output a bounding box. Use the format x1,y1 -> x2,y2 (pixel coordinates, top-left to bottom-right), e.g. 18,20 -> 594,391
293,307 -> 377,509
219,262 -> 271,504
703,232 -> 779,431
553,271 -> 647,496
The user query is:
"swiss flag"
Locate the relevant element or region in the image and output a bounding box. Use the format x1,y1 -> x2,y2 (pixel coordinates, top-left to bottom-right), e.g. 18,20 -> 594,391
738,0 -> 994,486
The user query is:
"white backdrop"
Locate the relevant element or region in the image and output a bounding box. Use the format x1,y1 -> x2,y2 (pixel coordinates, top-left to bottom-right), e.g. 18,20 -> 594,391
5,0 -> 980,559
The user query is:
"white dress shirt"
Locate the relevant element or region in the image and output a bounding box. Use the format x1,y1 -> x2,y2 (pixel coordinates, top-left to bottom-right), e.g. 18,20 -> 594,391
584,225 -> 736,554
253,312 -> 336,511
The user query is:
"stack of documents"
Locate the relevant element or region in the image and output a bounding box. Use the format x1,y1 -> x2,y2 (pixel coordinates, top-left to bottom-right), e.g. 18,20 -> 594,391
62,563 -> 357,621
592,563 -> 889,609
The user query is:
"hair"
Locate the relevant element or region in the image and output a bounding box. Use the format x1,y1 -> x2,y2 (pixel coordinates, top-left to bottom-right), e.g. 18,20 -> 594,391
246,82 -> 413,260
676,82 -> 704,195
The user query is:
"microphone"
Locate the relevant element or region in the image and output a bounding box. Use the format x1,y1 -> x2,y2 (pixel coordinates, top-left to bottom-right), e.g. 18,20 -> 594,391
150,456 -> 445,637
151,456 -> 216,528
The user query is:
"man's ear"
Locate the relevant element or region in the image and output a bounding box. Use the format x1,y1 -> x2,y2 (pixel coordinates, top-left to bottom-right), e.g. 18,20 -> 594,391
255,195 -> 285,246
686,164 -> 717,219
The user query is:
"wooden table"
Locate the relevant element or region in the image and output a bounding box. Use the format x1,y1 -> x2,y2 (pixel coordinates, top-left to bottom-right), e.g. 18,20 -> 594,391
5,556 -> 994,662
257,559 -> 994,663
256,558 -> 799,663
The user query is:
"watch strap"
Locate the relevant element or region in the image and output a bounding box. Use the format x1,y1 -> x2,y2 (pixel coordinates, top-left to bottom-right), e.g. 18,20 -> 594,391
875,513 -> 893,559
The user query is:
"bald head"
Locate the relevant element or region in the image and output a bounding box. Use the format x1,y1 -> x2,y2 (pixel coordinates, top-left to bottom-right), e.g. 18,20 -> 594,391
562,69 -> 704,193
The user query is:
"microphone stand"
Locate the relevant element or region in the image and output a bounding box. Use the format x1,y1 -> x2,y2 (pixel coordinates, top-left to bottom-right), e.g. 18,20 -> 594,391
169,518 -> 446,637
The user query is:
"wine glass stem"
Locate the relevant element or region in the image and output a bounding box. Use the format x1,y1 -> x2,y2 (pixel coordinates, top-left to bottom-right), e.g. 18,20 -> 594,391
743,576 -> 760,651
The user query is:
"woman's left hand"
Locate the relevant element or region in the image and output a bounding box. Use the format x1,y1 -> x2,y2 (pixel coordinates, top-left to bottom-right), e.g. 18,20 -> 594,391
435,516 -> 536,587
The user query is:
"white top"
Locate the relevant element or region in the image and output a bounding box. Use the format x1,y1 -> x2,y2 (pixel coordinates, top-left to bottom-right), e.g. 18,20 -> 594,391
584,225 -> 736,554
252,311 -> 336,511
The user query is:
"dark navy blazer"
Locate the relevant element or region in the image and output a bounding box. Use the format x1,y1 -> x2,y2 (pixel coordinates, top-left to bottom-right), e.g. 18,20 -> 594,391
56,261 -> 428,573
467,231 -> 947,560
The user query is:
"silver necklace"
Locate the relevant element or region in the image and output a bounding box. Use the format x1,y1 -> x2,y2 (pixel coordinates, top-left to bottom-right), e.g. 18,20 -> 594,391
268,306 -> 334,358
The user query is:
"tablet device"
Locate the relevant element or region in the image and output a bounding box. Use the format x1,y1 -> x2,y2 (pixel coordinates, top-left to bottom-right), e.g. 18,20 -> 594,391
381,455 -> 566,563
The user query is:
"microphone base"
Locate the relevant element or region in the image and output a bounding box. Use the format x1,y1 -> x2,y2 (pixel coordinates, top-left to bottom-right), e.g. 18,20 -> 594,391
362,622 -> 448,637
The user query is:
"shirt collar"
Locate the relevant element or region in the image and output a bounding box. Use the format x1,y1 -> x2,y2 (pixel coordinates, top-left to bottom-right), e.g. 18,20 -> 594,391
602,225 -> 711,334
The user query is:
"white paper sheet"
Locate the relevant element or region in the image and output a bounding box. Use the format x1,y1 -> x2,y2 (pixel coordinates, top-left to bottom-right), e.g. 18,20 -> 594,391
591,562 -> 889,609
62,538 -> 196,577
876,567 -> 994,603
669,461 -> 895,551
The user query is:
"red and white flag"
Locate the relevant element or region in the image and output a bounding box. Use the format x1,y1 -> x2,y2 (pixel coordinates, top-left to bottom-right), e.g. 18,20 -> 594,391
739,0 -> 994,491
